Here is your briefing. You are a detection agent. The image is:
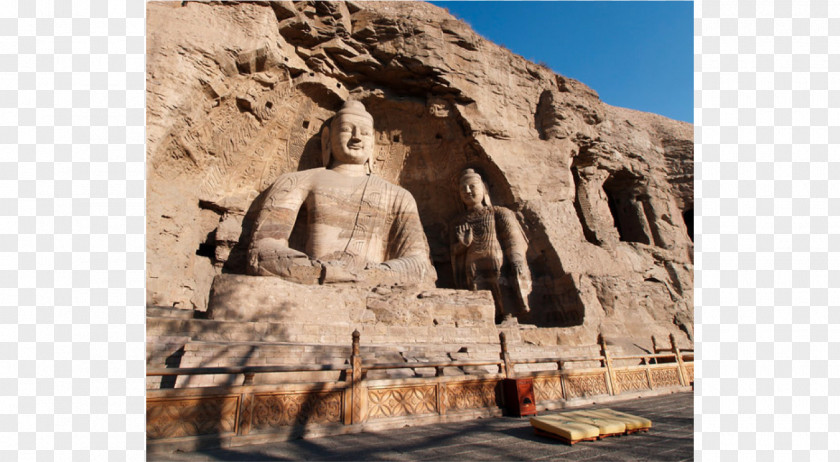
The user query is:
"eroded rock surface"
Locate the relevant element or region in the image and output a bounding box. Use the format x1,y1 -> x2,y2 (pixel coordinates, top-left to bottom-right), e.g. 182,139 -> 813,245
146,1 -> 693,349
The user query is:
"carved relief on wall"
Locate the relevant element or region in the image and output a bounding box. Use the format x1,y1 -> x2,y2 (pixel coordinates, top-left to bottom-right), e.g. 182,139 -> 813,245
532,375 -> 565,402
445,380 -> 498,411
650,367 -> 682,388
615,370 -> 650,393
147,396 -> 239,439
194,93 -> 329,205
370,133 -> 409,184
685,363 -> 694,384
250,391 -> 343,431
564,373 -> 609,399
366,385 -> 437,419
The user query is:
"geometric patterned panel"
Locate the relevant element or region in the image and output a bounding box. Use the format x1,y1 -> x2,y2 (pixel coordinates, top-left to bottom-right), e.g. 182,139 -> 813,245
367,385 -> 437,419
685,363 -> 694,384
251,391 -> 343,432
532,375 -> 564,402
650,367 -> 682,388
616,369 -> 650,393
564,373 -> 609,398
147,395 -> 239,439
445,380 -> 499,411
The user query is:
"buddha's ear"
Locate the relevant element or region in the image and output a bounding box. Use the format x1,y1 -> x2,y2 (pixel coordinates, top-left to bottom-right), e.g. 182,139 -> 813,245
320,125 -> 331,168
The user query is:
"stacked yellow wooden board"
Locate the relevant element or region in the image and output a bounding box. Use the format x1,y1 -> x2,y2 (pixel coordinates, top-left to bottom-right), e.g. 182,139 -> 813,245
530,408 -> 652,445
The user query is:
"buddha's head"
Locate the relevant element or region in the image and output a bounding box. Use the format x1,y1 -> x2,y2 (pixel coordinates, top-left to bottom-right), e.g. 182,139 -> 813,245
459,168 -> 491,209
322,100 -> 375,171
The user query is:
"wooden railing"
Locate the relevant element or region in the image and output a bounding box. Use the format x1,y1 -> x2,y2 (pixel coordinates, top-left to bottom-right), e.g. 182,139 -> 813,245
146,330 -> 693,451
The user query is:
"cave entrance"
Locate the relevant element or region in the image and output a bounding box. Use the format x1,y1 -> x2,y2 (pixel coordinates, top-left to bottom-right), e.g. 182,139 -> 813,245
602,172 -> 652,245
683,208 -> 694,242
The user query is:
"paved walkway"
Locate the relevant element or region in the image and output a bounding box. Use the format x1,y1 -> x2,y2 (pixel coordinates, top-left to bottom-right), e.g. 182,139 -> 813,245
155,391 -> 693,461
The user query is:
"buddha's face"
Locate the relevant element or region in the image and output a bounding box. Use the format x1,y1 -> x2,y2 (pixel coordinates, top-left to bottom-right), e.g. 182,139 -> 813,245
459,176 -> 485,208
330,113 -> 374,166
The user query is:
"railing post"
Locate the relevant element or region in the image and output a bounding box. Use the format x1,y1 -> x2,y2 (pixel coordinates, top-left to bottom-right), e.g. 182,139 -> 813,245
238,371 -> 255,436
643,356 -> 654,390
436,374 -> 446,417
599,335 -> 617,396
350,329 -> 366,424
499,332 -> 513,379
557,359 -> 569,401
670,333 -> 689,387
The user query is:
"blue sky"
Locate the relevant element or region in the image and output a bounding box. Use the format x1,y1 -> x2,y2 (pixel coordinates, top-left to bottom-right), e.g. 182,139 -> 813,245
429,1 -> 693,123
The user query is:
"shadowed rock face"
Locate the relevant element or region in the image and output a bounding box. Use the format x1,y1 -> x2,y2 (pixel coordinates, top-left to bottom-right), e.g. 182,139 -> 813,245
146,1 -> 693,349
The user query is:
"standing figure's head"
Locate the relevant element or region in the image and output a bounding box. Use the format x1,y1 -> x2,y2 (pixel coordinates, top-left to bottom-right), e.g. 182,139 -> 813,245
459,168 -> 492,210
322,100 -> 375,171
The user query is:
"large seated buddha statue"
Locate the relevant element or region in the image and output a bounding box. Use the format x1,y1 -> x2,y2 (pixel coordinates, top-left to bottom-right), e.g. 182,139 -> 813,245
246,100 -> 437,287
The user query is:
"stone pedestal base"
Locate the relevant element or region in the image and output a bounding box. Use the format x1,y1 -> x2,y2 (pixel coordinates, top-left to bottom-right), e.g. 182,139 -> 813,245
206,274 -> 498,344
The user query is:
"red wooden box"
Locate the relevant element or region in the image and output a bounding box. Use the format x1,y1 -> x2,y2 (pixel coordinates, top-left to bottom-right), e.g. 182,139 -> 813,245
503,377 -> 537,417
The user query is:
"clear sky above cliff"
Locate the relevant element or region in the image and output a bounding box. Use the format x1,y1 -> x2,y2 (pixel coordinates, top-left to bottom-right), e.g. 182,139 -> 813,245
429,1 -> 693,123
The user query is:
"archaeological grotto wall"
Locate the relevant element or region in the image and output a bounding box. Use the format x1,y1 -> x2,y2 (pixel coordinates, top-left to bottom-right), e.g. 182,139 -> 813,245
146,1 -> 694,353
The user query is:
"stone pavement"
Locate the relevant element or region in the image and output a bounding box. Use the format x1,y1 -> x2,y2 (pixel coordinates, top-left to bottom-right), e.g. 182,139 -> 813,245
153,391 -> 693,461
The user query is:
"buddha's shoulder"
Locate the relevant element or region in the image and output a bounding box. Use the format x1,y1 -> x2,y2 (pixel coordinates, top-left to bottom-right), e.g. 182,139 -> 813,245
271,168 -> 325,183
281,168 -> 326,180
264,168 -> 325,194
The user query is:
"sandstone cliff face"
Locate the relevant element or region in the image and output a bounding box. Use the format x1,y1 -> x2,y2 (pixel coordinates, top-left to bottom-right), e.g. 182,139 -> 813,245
146,1 -> 693,348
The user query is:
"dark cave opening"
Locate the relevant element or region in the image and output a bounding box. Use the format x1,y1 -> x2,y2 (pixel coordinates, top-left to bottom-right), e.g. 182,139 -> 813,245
602,172 -> 651,245
683,208 -> 694,242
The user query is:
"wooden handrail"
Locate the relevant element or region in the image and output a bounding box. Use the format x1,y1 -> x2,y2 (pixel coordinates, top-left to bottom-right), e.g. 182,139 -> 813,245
147,364 -> 347,377
146,360 -> 505,378
146,355 -> 694,378
511,356 -> 604,364
611,353 -> 681,361
363,360 -> 503,370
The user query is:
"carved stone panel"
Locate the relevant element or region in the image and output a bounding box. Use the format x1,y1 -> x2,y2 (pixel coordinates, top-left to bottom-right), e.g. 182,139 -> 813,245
147,395 -> 239,439
532,375 -> 564,402
564,373 -> 609,399
366,385 -> 437,419
445,380 -> 499,411
251,391 -> 343,432
615,370 -> 650,393
685,363 -> 694,384
650,367 -> 682,388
